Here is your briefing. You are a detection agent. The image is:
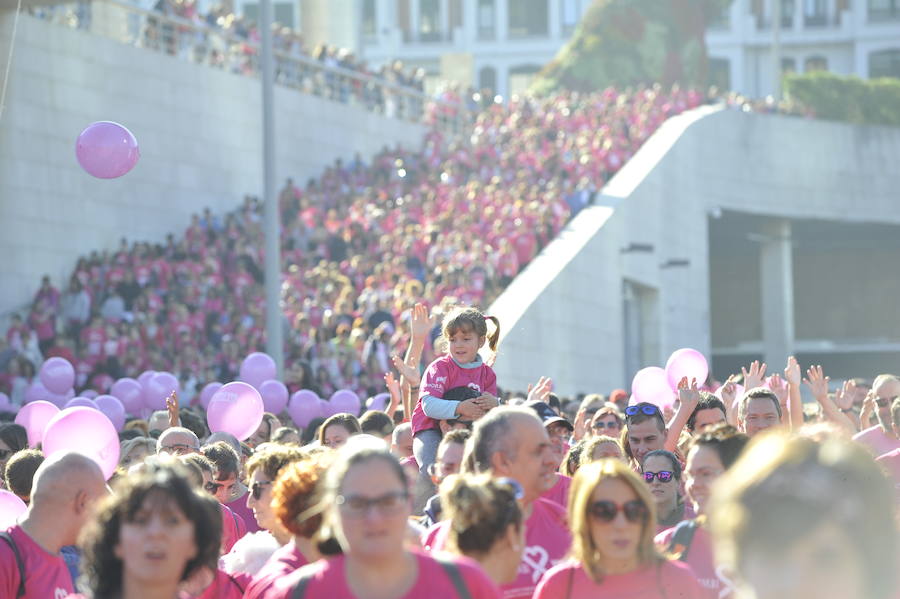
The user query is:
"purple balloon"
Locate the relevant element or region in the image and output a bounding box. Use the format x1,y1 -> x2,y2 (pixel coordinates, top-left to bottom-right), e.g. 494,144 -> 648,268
96,394 -> 126,431
329,389 -> 361,416
65,397 -> 97,409
0,392 -> 11,412
110,378 -> 143,415
665,348 -> 709,390
39,357 -> 75,395
630,367 -> 675,408
138,370 -> 156,390
0,490 -> 26,529
366,392 -> 391,412
288,390 -> 321,428
15,400 -> 60,446
81,389 -> 99,399
207,381 -> 264,441
318,397 -> 335,418
200,382 -> 223,410
75,121 -> 140,179
24,380 -> 50,404
239,353 -> 277,389
259,380 -> 289,414
146,372 -> 179,410
43,407 -> 120,480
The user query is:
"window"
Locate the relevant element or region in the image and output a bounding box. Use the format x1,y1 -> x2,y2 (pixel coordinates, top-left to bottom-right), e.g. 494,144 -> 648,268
477,0 -> 495,39
419,0 -> 443,42
241,2 -> 295,28
561,0 -> 585,35
478,66 -> 497,93
709,2 -> 731,29
780,0 -> 795,27
362,0 -> 377,39
781,56 -> 797,74
869,0 -> 900,20
509,64 -> 541,96
804,55 -> 828,71
709,57 -> 731,89
508,0 -> 548,38
870,48 -> 900,78
804,0 -> 828,25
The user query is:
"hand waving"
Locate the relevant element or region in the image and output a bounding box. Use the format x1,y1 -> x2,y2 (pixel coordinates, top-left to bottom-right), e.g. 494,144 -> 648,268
803,365 -> 830,402
742,360 -> 768,390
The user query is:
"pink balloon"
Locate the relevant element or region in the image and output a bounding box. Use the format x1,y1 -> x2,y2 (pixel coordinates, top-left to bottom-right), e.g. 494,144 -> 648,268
81,389 -> 99,399
42,407 -> 120,480
110,378 -> 143,415
665,348 -> 709,390
145,372 -> 179,410
207,381 -> 264,441
631,367 -> 675,408
95,394 -> 126,431
366,392 -> 391,412
39,357 -> 75,395
14,400 -> 60,447
288,390 -> 321,428
200,382 -> 223,410
0,392 -> 11,412
239,353 -> 277,389
329,389 -> 360,416
75,121 -> 140,179
0,490 -> 26,529
259,380 -> 289,414
65,397 -> 97,409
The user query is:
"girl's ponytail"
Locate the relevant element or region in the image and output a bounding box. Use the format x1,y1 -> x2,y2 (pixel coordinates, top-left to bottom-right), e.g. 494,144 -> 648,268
484,315 -> 501,352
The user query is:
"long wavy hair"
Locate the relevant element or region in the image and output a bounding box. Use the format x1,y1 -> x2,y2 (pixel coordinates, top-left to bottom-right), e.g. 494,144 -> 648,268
79,460 -> 221,599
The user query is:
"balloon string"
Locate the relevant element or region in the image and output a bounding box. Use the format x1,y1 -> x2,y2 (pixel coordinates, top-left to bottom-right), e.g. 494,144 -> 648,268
0,0 -> 22,124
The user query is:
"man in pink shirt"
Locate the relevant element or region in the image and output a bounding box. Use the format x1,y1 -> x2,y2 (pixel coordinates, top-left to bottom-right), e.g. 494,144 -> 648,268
853,375 -> 900,457
1,452 -> 107,598
422,407 -> 571,599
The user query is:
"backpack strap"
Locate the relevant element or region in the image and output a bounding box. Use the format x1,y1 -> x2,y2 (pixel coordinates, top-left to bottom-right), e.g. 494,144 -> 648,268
289,567 -> 317,599
667,519 -> 699,562
435,557 -> 472,599
0,531 -> 27,598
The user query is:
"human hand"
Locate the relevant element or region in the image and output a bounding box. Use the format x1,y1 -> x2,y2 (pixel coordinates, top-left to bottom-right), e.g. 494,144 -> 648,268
475,393 -> 498,411
527,376 -> 553,404
391,354 -> 421,387
784,356 -> 801,387
409,303 -> 435,345
742,360 -> 767,390
720,375 -> 738,407
384,371 -> 401,398
803,365 -> 829,402
166,391 -> 179,429
768,374 -> 788,406
676,376 -> 700,411
834,380 -> 855,411
456,398 -> 486,420
861,391 -> 875,419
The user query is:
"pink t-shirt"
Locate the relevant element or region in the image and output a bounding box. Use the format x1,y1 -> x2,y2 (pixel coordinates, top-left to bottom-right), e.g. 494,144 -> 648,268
412,355 -> 498,435
265,551 -> 501,599
193,568 -> 245,599
655,525 -> 734,599
533,559 -> 705,599
423,498 -> 571,599
541,473 -> 571,509
220,503 -> 247,554
227,491 -> 260,534
244,540 -> 309,599
853,425 -> 900,457
876,448 -> 900,500
1,525 -> 74,599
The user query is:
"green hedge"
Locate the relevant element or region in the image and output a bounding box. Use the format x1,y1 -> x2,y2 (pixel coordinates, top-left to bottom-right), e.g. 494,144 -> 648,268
783,72 -> 900,126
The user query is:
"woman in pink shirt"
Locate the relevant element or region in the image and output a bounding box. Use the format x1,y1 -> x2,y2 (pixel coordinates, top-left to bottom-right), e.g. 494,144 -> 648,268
270,443 -> 500,599
534,459 -> 704,599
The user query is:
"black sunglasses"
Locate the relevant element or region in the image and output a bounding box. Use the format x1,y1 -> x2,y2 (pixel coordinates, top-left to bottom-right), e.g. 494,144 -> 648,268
643,470 -> 674,483
625,404 -> 661,417
589,499 -> 648,523
251,481 -> 273,501
876,396 -> 898,409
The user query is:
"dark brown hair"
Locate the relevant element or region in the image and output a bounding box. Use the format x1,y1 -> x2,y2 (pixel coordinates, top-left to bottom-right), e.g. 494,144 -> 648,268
441,474 -> 523,556
317,413 -> 361,446
201,441 -> 240,481
441,306 -> 501,353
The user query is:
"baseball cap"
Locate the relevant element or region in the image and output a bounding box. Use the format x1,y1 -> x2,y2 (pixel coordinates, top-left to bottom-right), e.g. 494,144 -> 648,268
524,400 -> 574,431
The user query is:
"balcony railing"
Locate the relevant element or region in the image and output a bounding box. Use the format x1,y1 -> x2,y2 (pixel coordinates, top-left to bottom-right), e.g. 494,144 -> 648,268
27,0 -> 467,131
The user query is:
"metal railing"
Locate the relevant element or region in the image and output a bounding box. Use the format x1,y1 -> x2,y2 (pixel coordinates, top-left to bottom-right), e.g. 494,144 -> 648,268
27,0 -> 469,131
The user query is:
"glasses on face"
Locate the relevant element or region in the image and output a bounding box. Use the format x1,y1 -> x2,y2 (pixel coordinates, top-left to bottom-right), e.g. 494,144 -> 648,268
625,404 -> 660,417
592,420 -> 620,431
251,481 -> 273,501
643,470 -> 674,483
161,444 -> 198,455
875,396 -> 898,409
204,481 -> 224,494
496,477 -> 525,501
589,499 -> 648,524
336,491 -> 409,518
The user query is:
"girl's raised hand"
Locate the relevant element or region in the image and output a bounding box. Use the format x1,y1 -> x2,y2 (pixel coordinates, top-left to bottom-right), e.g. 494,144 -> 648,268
391,354 -> 421,387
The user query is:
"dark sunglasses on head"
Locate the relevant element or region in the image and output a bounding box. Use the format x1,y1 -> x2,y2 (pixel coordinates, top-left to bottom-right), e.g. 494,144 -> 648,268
251,481 -> 273,501
643,470 -> 674,483
625,404 -> 661,417
589,499 -> 648,523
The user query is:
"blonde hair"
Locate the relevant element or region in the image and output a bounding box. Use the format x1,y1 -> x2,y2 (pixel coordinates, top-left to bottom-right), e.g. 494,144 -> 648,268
440,474 -> 523,557
580,435 -> 623,467
568,460 -> 662,582
710,434 -> 897,599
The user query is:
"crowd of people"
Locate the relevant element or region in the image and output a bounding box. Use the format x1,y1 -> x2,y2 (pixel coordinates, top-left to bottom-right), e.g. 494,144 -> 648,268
1,308 -> 897,599
0,84 -> 706,408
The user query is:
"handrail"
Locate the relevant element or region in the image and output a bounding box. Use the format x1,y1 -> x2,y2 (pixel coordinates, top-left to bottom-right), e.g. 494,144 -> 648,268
27,0 -> 469,131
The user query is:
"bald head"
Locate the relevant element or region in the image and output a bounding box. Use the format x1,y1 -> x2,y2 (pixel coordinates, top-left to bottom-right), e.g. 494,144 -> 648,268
157,427 -> 201,455
31,452 -> 105,505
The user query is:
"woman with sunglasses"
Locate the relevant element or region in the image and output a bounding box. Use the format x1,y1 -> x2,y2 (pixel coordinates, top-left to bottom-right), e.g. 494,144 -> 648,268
640,450 -> 688,534
589,406 -> 623,439
534,459 -> 703,598
440,474 -> 524,586
269,439 -> 500,598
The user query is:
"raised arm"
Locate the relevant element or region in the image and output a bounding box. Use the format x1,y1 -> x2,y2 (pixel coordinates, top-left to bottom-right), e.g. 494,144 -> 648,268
666,377 -> 699,452
804,364 -> 856,434
783,356 -> 804,431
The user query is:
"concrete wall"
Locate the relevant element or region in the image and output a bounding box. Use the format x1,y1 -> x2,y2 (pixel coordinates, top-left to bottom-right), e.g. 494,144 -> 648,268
0,12 -> 425,315
490,107 -> 900,396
